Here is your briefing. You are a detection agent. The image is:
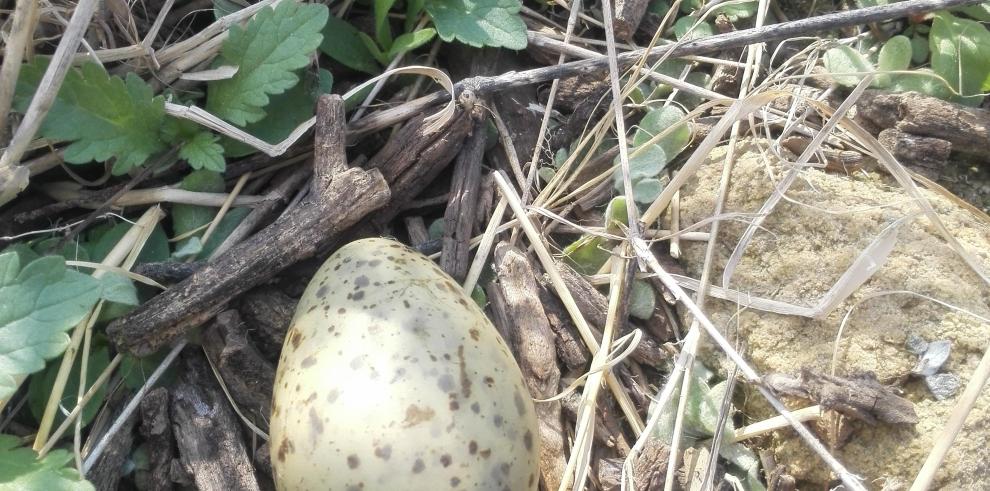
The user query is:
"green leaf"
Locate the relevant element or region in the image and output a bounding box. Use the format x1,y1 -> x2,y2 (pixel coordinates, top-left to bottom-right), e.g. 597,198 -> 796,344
318,68 -> 334,94
877,35 -> 912,87
957,4 -> 990,21
320,15 -> 381,74
672,17 -> 714,41
0,434 -> 94,490
221,72 -> 317,158
172,237 -> 203,260
628,280 -> 656,320
911,33 -> 930,64
28,346 -> 110,431
890,68 -> 954,99
98,273 -> 139,306
711,0 -> 758,21
562,236 -> 611,275
822,45 -> 874,87
604,196 -> 631,235
930,12 -> 990,105
537,166 -> 556,184
120,350 -> 176,390
85,222 -> 170,264
359,32 -> 391,65
614,144 -> 668,187
406,0 -> 427,32
425,0 -> 527,49
14,58 -> 166,175
632,178 -> 664,204
388,28 -> 437,59
172,170 -> 225,256
375,0 -> 398,47
0,254 -> 102,400
633,106 -> 691,157
206,1 -> 329,125
178,131 -> 225,172
199,208 -> 250,259
428,219 -> 445,241
213,0 -> 243,19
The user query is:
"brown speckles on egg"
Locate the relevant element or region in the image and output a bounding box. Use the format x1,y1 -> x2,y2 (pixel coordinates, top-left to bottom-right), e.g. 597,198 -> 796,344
493,415 -> 504,428
402,404 -> 436,427
469,441 -> 478,454
457,345 -> 472,398
326,389 -> 339,403
471,402 -> 481,414
347,454 -> 360,469
523,430 -> 533,450
374,445 -> 392,460
469,329 -> 480,341
440,454 -> 452,467
316,285 -> 329,297
289,330 -> 303,350
450,477 -> 461,487
301,355 -> 317,368
309,407 -> 324,434
514,391 -> 528,416
337,307 -> 347,314
354,275 -> 370,288
412,459 -> 425,473
449,400 -> 460,410
277,438 -> 294,462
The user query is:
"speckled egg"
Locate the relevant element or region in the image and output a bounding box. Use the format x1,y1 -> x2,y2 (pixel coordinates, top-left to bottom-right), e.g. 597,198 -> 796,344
269,238 -> 540,491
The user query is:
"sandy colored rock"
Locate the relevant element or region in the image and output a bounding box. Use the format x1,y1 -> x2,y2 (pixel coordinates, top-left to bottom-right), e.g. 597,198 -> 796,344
674,140 -> 990,488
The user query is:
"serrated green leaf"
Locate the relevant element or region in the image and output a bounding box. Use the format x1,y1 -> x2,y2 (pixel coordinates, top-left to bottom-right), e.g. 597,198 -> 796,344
14,58 -> 166,175
320,15 -> 381,74
0,254 -> 102,400
425,0 -> 527,49
629,280 -> 656,320
562,236 -> 611,275
179,131 -> 225,172
823,45 -> 875,87
221,74 -> 317,158
673,17 -> 714,41
930,12 -> 990,105
388,28 -> 437,59
206,1 -> 329,125
0,434 -> 94,490
877,35 -> 912,87
28,346 -> 110,431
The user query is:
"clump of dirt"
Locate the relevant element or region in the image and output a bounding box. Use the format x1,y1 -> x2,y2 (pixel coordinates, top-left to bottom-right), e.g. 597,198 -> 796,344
674,139 -> 990,487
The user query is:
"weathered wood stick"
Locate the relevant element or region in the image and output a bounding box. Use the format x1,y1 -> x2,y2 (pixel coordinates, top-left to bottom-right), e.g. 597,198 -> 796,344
107,96 -> 390,356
